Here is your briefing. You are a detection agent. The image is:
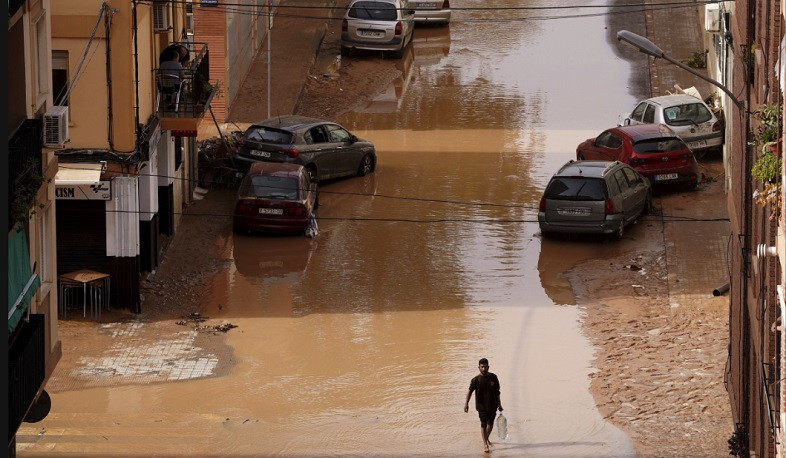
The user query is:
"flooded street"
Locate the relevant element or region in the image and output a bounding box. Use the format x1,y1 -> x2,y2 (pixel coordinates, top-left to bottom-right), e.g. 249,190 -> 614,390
19,1 -> 658,456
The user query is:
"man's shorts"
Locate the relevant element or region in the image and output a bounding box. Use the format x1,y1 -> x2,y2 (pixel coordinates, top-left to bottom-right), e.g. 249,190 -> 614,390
478,410 -> 496,428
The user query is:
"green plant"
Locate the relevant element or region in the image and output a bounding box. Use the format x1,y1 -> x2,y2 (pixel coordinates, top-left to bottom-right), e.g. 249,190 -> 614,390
10,161 -> 44,224
685,50 -> 707,69
751,153 -> 781,183
756,103 -> 782,145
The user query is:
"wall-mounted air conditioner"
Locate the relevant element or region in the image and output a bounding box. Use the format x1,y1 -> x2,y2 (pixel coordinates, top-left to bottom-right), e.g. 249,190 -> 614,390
43,105 -> 69,148
705,4 -> 721,33
153,1 -> 169,32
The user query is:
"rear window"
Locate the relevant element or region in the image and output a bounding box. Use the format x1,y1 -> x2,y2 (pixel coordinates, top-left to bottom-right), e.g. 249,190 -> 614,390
544,177 -> 608,201
244,126 -> 293,145
632,138 -> 687,154
240,176 -> 299,199
663,103 -> 712,126
348,1 -> 398,20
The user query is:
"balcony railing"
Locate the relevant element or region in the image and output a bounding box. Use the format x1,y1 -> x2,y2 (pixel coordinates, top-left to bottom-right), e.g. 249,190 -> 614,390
8,119 -> 43,230
8,314 -> 46,440
155,42 -> 213,119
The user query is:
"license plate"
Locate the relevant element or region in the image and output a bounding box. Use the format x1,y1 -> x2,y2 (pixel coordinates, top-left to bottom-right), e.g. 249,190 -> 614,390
417,2 -> 437,6
687,140 -> 707,149
250,150 -> 271,158
258,208 -> 283,215
557,207 -> 591,216
359,30 -> 383,38
655,173 -> 679,181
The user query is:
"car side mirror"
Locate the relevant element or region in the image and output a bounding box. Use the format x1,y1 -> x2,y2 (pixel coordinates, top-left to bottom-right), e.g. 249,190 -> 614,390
348,135 -> 358,143
622,118 -> 631,126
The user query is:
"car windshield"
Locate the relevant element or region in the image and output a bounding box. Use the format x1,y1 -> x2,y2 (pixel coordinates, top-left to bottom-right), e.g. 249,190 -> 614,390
348,1 -> 398,20
662,103 -> 712,126
241,176 -> 299,200
632,138 -> 687,154
245,126 -> 293,145
544,177 -> 608,201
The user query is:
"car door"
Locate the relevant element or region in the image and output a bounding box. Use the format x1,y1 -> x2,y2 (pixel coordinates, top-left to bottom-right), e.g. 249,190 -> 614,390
325,124 -> 362,176
303,125 -> 337,179
621,166 -> 647,215
611,169 -> 634,221
587,130 -> 624,161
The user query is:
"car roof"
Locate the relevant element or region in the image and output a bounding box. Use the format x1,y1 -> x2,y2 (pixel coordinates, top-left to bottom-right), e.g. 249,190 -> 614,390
349,0 -> 401,5
251,115 -> 330,131
555,160 -> 621,178
247,161 -> 304,177
614,123 -> 678,140
644,94 -> 706,107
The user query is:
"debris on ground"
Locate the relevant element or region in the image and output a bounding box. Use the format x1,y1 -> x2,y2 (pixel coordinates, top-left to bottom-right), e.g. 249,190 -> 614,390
197,131 -> 244,188
176,312 -> 238,334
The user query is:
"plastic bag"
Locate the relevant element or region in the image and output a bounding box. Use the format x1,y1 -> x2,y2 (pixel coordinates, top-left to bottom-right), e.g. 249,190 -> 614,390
305,214 -> 319,238
496,412 -> 508,441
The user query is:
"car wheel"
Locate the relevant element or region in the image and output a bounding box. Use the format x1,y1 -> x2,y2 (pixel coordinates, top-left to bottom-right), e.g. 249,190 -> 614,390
688,177 -> 698,190
341,46 -> 351,57
615,221 -> 625,240
388,46 -> 405,59
577,152 -> 586,160
357,154 -> 373,176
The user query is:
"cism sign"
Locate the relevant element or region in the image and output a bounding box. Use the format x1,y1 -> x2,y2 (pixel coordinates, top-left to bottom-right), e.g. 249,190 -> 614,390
55,181 -> 112,200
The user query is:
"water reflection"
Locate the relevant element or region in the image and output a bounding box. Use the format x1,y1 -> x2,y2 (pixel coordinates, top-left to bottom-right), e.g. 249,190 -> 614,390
412,25 -> 451,66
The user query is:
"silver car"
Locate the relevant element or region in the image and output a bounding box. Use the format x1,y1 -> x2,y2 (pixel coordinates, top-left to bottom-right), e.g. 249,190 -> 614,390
341,0 -> 415,59
619,94 -> 724,157
411,0 -> 450,24
538,160 -> 652,239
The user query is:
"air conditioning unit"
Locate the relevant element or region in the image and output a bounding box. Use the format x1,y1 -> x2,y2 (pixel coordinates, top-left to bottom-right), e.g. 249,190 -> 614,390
153,1 -> 169,31
705,3 -> 721,33
43,105 -> 69,148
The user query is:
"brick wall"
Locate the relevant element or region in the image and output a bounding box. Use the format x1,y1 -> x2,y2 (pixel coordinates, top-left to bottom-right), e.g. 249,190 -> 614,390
194,5 -> 227,122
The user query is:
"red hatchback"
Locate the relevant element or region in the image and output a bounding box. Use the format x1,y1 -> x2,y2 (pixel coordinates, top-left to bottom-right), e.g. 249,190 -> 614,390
233,162 -> 318,234
576,124 -> 698,189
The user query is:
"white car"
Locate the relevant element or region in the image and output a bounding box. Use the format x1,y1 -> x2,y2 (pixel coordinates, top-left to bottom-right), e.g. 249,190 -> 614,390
411,0 -> 450,25
619,94 -> 724,157
341,0 -> 415,59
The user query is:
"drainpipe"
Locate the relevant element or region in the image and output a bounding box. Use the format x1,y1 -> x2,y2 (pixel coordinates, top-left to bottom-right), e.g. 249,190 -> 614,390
132,0 -> 141,157
104,3 -> 114,150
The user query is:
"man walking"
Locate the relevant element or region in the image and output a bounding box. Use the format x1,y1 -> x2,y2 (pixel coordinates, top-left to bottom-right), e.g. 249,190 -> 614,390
464,357 -> 503,453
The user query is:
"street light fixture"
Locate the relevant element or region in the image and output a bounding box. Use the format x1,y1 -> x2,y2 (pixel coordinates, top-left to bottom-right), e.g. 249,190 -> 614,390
616,30 -> 744,110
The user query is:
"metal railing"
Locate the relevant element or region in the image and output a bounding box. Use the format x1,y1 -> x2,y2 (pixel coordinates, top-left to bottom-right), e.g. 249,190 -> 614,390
155,42 -> 213,118
8,119 -> 43,230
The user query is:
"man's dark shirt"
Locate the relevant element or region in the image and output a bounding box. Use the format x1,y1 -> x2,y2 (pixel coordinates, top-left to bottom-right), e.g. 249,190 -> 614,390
469,373 -> 501,412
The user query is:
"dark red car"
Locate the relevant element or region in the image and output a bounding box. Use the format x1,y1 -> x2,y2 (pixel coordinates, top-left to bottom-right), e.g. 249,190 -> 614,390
576,124 -> 698,189
233,162 -> 318,234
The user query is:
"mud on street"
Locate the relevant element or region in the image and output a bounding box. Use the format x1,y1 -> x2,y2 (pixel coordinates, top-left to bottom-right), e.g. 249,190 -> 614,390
19,1 -> 733,456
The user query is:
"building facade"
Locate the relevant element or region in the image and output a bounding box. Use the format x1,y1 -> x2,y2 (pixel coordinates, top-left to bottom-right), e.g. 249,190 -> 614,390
8,0 -> 62,455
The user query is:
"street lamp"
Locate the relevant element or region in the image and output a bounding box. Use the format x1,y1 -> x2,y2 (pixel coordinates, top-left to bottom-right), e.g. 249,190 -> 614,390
616,30 -> 744,110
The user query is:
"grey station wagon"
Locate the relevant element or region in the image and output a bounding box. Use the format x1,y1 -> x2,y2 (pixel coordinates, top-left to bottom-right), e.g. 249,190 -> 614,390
538,160 -> 652,239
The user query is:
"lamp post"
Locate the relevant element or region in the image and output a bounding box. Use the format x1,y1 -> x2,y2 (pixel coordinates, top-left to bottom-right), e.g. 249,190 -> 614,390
616,30 -> 744,110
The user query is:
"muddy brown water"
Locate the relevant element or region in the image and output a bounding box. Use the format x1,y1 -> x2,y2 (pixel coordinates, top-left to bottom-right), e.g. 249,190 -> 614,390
19,1 -> 653,456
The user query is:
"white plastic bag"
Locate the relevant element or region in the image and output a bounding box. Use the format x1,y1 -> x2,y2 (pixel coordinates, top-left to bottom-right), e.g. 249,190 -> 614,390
496,412 -> 508,441
305,214 -> 319,238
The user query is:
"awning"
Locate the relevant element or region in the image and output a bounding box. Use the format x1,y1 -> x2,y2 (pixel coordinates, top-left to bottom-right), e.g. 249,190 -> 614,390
8,224 -> 40,332
54,162 -> 104,185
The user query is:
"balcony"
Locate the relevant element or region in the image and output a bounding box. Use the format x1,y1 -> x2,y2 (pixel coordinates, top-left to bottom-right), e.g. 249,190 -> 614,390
8,314 -> 46,440
8,119 -> 44,231
156,42 -> 214,136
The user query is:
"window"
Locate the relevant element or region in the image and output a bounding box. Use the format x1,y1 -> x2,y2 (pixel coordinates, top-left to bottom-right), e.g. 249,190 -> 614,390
633,138 -> 687,154
544,178 -> 608,201
306,126 -> 328,144
613,171 -> 630,191
597,131 -> 622,149
622,167 -> 640,185
52,50 -> 69,106
663,103 -> 712,126
348,1 -> 398,20
631,102 -> 647,122
326,125 -> 351,143
643,105 -> 656,123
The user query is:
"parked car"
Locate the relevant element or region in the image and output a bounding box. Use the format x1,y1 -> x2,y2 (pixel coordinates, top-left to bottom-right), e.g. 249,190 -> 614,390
411,0 -> 450,25
576,124 -> 699,189
232,115 -> 377,182
341,0 -> 415,59
619,94 -> 724,157
233,162 -> 318,235
538,160 -> 652,239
